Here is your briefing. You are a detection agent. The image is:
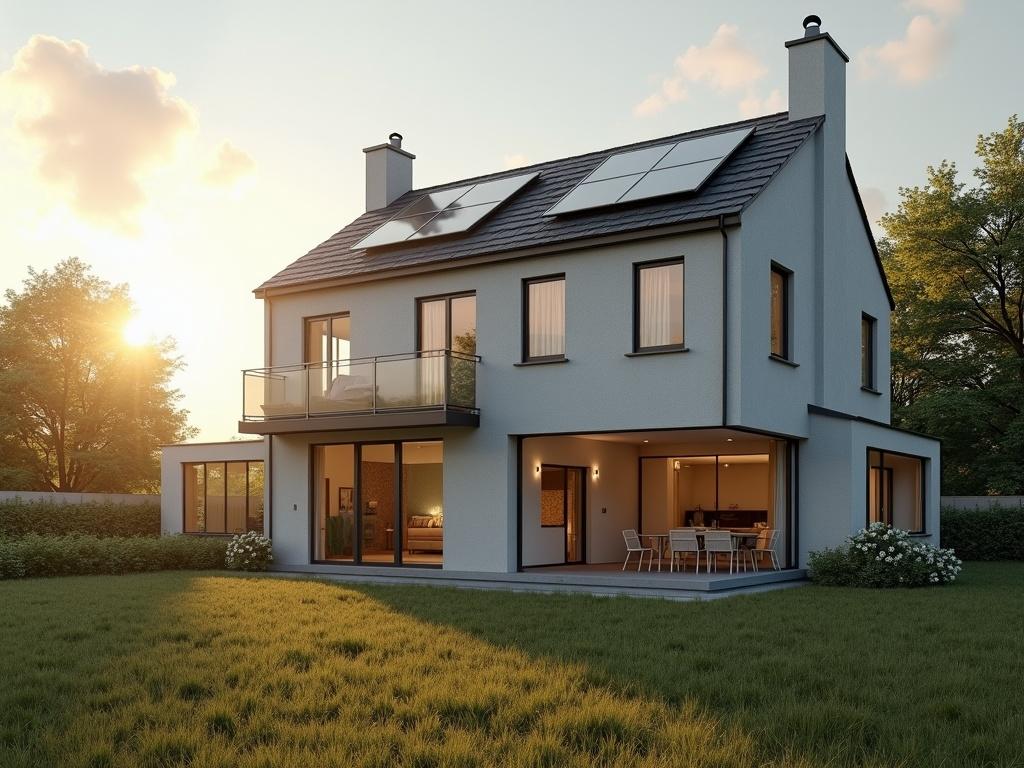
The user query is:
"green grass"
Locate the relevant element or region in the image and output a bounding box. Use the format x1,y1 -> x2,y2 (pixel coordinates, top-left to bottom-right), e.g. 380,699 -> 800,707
0,565 -> 1022,767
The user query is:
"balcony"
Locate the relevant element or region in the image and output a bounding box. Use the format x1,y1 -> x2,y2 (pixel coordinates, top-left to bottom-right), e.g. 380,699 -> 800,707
239,350 -> 480,435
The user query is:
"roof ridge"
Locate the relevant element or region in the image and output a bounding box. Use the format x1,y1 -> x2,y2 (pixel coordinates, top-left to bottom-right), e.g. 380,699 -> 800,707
404,111 -> 797,195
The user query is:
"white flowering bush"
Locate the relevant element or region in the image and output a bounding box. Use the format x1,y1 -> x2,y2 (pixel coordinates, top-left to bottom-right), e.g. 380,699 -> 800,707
225,531 -> 273,572
809,522 -> 962,588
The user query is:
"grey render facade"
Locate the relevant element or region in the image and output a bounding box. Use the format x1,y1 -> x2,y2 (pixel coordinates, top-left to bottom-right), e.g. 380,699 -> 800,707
160,19 -> 941,575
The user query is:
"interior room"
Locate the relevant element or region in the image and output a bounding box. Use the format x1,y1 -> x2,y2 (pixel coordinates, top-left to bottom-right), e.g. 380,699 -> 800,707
312,440 -> 444,566
521,429 -> 791,573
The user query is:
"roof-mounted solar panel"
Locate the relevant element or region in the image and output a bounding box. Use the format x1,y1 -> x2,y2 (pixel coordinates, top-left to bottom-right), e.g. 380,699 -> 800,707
545,126 -> 753,216
353,172 -> 538,250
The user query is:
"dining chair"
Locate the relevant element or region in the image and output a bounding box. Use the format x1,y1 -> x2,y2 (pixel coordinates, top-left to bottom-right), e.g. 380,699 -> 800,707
702,530 -> 739,573
621,529 -> 654,572
752,529 -> 782,571
668,528 -> 702,573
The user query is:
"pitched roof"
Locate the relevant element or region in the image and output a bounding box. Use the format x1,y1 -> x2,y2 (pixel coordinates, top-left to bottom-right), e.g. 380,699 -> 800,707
256,112 -> 822,294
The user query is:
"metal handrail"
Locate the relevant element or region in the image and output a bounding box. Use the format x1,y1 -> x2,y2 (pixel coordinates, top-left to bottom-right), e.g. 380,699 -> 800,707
241,348 -> 480,376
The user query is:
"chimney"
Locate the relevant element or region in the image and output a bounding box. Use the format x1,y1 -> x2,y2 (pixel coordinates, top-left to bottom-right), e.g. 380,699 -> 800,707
363,132 -> 415,211
785,14 -> 848,154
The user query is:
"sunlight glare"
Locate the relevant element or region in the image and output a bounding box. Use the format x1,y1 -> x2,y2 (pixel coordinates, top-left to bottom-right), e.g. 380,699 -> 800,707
122,315 -> 153,346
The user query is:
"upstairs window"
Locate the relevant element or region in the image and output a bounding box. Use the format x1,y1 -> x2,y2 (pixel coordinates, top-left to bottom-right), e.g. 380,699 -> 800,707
770,264 -> 791,359
861,313 -> 876,390
523,276 -> 566,362
634,259 -> 685,352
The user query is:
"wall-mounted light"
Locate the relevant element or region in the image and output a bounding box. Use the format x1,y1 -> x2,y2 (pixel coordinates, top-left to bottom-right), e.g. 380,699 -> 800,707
535,464 -> 541,474
673,460 -> 681,471
592,467 -> 600,479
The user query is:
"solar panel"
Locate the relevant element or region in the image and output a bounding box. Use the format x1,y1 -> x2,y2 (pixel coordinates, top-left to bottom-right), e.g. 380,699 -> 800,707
545,126 -> 753,216
353,172 -> 537,249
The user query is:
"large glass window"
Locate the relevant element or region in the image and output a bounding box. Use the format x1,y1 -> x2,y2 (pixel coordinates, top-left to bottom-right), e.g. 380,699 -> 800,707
539,465 -> 584,564
868,449 -> 925,533
184,461 -> 264,534
635,260 -> 684,352
524,276 -> 565,361
770,264 -> 790,359
313,441 -> 443,566
418,293 -> 476,354
861,313 -> 876,390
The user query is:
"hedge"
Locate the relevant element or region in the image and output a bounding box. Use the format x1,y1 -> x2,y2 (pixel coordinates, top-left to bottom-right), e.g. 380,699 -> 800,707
940,504 -> 1024,561
0,534 -> 228,580
0,499 -> 160,538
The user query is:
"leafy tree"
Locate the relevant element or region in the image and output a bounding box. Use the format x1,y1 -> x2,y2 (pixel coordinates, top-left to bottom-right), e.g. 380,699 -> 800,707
0,258 -> 195,492
882,116 -> 1024,494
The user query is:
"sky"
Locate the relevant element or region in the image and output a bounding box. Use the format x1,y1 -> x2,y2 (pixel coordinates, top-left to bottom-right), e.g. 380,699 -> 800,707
0,0 -> 1020,441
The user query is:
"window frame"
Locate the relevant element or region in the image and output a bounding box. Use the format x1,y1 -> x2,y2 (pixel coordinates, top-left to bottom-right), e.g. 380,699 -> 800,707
861,312 -> 877,392
769,262 -> 792,361
632,257 -> 686,354
414,291 -> 476,352
183,460 -> 265,536
865,447 -> 927,534
303,312 -> 351,366
522,274 -> 567,364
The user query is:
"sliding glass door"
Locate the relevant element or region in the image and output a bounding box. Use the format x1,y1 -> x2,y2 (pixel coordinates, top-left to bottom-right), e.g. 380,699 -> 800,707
313,440 -> 444,566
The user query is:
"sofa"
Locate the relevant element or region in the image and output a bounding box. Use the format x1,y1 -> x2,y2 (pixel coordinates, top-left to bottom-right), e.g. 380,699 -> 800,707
406,514 -> 443,553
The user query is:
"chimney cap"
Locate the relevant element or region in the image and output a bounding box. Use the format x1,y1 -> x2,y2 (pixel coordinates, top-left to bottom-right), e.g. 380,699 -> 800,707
363,133 -> 416,159
785,17 -> 850,62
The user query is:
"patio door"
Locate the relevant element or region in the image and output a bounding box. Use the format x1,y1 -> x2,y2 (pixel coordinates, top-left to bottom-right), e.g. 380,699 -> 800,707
540,465 -> 585,564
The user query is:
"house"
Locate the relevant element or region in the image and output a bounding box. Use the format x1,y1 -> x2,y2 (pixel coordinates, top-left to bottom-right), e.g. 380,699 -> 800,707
160,17 -> 940,588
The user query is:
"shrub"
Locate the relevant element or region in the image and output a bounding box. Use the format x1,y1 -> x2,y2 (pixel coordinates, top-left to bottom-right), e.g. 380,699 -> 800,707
940,504 -> 1024,560
808,523 -> 962,588
0,499 -> 160,538
224,532 -> 273,571
0,534 -> 227,580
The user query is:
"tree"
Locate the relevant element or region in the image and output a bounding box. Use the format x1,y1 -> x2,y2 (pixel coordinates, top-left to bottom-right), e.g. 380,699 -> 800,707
881,115 -> 1024,494
0,258 -> 195,492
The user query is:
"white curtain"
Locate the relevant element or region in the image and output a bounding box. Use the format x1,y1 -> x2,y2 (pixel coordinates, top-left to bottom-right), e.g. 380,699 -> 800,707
529,280 -> 565,357
313,447 -> 326,560
769,440 -> 787,558
640,267 -> 671,348
419,300 -> 446,404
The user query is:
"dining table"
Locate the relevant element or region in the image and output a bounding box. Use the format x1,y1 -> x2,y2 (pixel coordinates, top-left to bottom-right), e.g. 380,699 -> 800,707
644,529 -> 763,572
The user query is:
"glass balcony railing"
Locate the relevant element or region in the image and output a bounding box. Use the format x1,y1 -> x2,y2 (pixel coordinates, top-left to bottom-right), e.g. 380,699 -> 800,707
242,350 -> 479,421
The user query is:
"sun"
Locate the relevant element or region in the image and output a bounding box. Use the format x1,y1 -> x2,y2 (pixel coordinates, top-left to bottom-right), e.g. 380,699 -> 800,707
122,315 -> 153,346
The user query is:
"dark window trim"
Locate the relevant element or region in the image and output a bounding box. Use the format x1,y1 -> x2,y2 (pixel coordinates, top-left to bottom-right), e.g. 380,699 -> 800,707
182,460 -> 264,536
303,311 -> 351,366
770,262 -> 792,361
633,256 -> 686,354
861,312 -> 877,390
537,463 -> 587,565
865,446 -> 927,534
414,291 -> 476,352
522,274 -> 566,363
308,437 -> 445,569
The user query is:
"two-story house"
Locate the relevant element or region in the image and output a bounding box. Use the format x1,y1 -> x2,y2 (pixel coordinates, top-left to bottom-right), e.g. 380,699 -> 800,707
160,17 -> 940,590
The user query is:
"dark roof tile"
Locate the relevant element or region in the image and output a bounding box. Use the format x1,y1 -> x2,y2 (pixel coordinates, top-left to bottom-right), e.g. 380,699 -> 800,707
257,112 -> 821,292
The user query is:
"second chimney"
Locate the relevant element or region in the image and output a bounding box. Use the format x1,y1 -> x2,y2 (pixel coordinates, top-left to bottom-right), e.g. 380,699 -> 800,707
363,132 -> 415,211
785,15 -> 848,150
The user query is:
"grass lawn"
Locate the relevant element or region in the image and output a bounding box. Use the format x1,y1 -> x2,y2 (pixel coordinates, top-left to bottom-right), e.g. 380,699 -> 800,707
1,565 -> 1022,767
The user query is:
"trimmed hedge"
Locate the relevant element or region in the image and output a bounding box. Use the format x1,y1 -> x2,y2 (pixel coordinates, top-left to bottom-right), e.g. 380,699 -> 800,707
0,534 -> 227,580
0,499 -> 160,538
940,504 -> 1024,561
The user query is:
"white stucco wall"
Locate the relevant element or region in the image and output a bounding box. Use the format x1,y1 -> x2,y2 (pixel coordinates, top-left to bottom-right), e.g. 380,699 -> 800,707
799,413 -> 940,564
159,440 -> 267,535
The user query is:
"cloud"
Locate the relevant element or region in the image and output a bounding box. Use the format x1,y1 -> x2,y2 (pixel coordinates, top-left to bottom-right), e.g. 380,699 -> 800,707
634,24 -> 771,118
203,141 -> 255,187
502,153 -> 529,170
738,88 -> 784,119
1,35 -> 196,232
860,1 -> 961,84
